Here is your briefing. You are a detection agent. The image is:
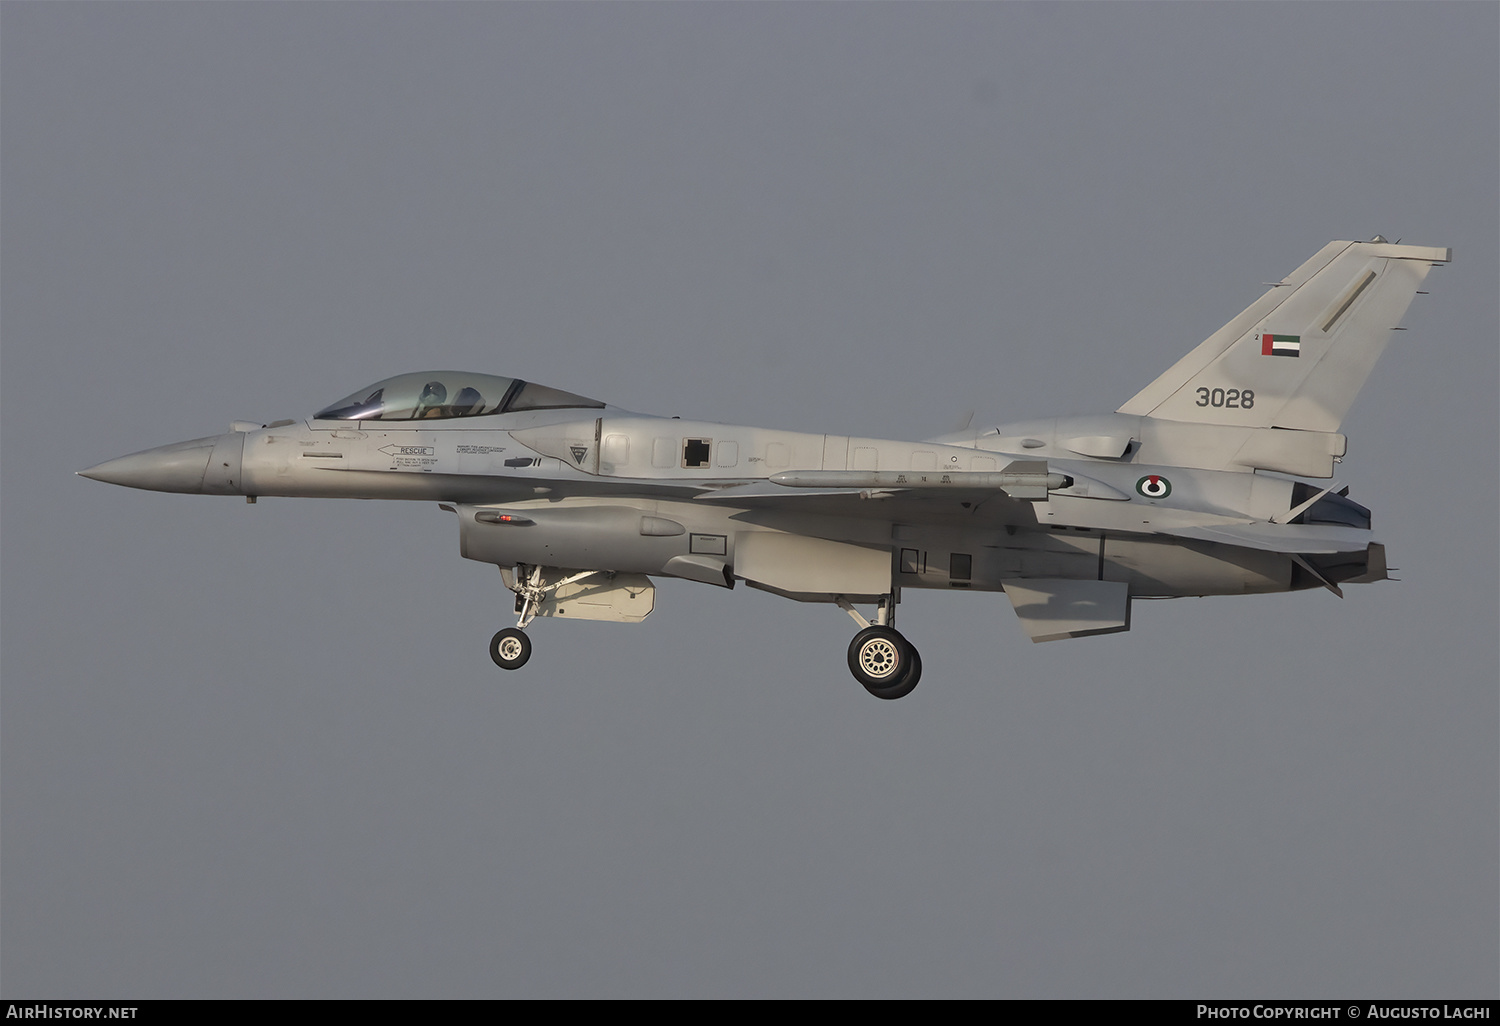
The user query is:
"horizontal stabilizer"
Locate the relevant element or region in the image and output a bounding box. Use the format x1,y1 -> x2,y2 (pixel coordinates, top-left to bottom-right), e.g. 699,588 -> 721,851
1002,578 -> 1131,643
1343,542 -> 1389,584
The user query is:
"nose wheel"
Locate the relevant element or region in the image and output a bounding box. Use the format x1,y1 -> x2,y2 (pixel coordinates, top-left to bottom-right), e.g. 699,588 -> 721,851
490,627 -> 532,670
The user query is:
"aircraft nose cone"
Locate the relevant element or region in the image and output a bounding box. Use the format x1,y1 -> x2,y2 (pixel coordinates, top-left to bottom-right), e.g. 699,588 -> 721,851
78,436 -> 223,493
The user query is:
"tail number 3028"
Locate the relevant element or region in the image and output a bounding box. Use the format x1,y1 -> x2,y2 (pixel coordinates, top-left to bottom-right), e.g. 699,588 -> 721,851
1197,387 -> 1255,409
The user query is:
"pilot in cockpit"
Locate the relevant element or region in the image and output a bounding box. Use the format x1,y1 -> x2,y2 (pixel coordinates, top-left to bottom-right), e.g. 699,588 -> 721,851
416,381 -> 448,418
451,386 -> 483,417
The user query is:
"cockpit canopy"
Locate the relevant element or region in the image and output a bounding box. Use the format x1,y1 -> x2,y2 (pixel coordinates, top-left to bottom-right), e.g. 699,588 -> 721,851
315,372 -> 605,422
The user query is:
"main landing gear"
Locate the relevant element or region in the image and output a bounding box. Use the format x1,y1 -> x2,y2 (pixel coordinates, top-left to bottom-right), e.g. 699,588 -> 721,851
836,595 -> 922,700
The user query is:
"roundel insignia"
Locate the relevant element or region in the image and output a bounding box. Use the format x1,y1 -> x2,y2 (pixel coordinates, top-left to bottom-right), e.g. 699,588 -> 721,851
1135,474 -> 1171,499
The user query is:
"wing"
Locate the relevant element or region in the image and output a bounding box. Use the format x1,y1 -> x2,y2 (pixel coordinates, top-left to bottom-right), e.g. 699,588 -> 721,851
691,462 -> 1122,523
1153,520 -> 1375,554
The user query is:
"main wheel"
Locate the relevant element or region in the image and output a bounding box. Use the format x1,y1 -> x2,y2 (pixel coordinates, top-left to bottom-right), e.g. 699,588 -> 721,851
875,646 -> 921,700
490,628 -> 532,670
847,626 -> 921,699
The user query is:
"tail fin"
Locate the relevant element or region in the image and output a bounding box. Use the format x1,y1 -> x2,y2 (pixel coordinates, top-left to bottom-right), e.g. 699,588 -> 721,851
1118,240 -> 1450,433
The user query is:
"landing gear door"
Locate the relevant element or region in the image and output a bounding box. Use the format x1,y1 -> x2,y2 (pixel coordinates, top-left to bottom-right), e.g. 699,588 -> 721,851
501,568 -> 654,623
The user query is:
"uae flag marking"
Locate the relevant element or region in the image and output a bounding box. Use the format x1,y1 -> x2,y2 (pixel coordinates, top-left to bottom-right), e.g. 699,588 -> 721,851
1261,333 -> 1301,357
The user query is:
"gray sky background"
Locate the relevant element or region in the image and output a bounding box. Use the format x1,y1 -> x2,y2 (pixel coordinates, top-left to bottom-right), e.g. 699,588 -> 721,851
2,2 -> 1495,998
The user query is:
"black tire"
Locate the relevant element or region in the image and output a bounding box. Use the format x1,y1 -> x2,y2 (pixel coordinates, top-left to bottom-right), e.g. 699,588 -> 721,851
847,626 -> 920,698
872,646 -> 921,700
490,628 -> 532,670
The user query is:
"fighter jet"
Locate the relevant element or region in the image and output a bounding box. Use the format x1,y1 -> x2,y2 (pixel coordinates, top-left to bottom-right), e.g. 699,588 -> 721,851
80,238 -> 1448,698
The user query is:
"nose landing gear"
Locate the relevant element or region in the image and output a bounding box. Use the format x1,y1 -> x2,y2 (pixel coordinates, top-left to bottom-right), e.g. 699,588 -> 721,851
489,564 -> 608,671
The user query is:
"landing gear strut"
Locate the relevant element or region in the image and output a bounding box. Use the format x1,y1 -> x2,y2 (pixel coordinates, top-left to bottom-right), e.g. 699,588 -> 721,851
490,564 -> 609,671
836,594 -> 922,699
